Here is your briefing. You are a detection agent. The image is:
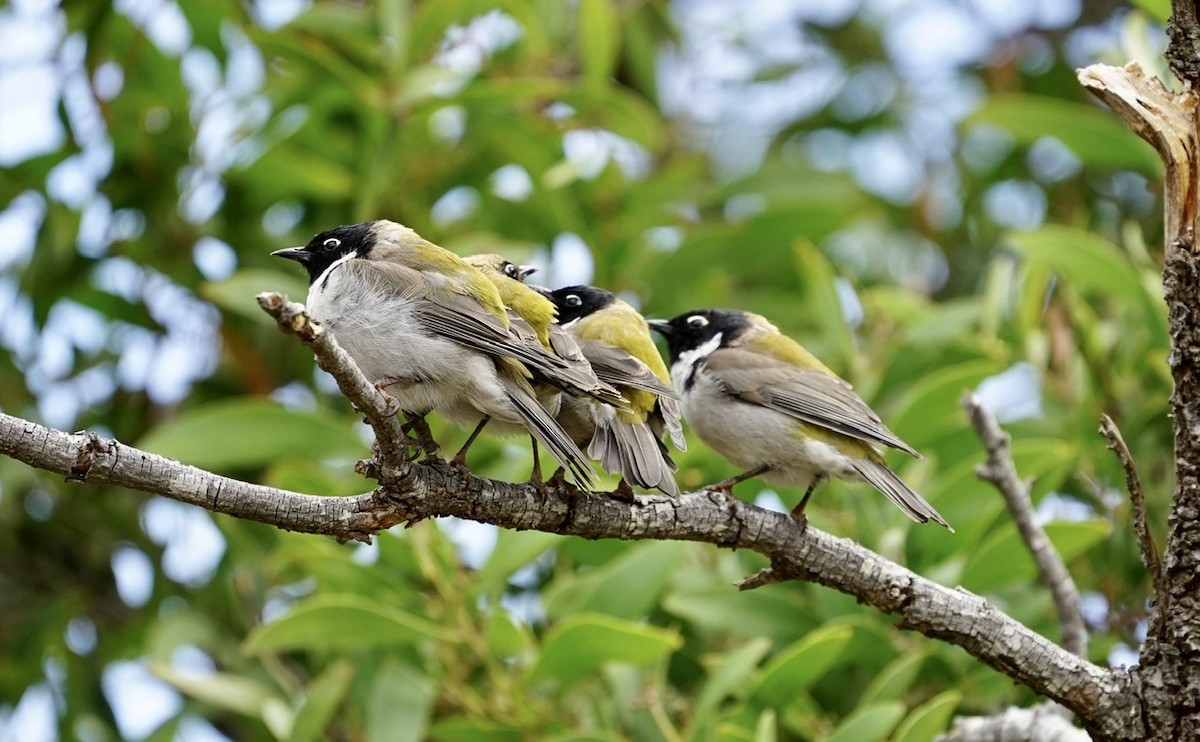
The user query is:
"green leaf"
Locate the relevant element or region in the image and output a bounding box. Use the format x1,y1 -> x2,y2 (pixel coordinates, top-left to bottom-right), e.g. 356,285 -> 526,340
486,609 -> 533,658
663,585 -> 816,644
428,718 -> 526,742
971,94 -> 1160,175
578,0 -> 620,92
243,594 -> 455,654
962,520 -> 1112,593
236,144 -> 358,202
476,530 -> 564,588
893,691 -> 962,742
291,661 -> 356,742
691,638 -> 773,730
1006,226 -> 1144,306
826,701 -> 906,742
200,269 -> 311,324
151,665 -> 284,719
1131,0 -> 1169,22
1008,226 -> 1169,352
138,398 -> 364,471
793,239 -> 853,371
889,360 -> 1004,447
527,613 -> 683,685
751,625 -> 854,708
544,540 -> 686,620
859,650 -> 927,706
366,660 -> 436,742
754,709 -> 778,742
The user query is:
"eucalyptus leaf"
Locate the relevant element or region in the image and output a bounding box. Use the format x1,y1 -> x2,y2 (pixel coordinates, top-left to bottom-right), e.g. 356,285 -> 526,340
243,594 -> 454,653
138,398 -> 364,471
527,613 -> 682,685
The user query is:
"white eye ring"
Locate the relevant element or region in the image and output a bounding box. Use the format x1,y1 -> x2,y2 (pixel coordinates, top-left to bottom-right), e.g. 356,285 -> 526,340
565,294 -> 582,308
687,315 -> 709,328
323,237 -> 341,248
503,262 -> 518,277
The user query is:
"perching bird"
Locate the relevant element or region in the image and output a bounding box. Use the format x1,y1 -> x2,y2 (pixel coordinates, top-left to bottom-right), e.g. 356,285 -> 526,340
271,220 -> 596,486
463,254 -> 623,407
649,309 -> 950,528
463,254 -> 625,482
546,285 -> 685,499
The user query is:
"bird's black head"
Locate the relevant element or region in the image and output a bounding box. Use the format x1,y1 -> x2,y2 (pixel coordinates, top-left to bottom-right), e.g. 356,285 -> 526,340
548,285 -> 617,325
648,309 -> 749,362
271,221 -> 375,284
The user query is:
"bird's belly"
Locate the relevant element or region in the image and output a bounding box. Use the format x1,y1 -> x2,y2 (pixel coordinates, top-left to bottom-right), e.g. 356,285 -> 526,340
307,289 -> 477,414
683,383 -> 859,487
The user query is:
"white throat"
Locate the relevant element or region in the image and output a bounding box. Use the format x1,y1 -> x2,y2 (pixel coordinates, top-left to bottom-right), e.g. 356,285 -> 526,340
671,332 -> 722,391
311,251 -> 358,294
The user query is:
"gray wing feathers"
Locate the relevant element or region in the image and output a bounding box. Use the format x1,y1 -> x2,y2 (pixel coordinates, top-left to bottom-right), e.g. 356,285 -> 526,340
498,374 -> 597,487
417,299 -> 623,405
657,395 -> 686,451
577,341 -> 678,399
706,349 -> 917,457
849,459 -> 951,530
573,339 -> 684,450
588,415 -> 680,497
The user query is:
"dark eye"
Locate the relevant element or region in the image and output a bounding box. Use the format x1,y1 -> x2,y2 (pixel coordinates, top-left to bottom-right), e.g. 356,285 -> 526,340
323,237 -> 341,248
687,315 -> 708,328
565,294 -> 582,308
503,262 -> 518,278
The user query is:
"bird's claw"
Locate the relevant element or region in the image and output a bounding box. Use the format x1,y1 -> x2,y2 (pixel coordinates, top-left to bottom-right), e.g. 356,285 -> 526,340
609,479 -> 637,503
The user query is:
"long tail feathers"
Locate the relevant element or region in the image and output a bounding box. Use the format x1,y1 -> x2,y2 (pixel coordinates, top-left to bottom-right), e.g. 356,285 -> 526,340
588,414 -> 680,497
851,460 -> 952,531
500,377 -> 597,487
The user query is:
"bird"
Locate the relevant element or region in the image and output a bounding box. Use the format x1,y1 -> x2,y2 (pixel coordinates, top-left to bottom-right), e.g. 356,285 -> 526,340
649,308 -> 950,529
271,220 -> 597,486
544,284 -> 685,499
463,254 -> 626,482
463,254 -> 623,405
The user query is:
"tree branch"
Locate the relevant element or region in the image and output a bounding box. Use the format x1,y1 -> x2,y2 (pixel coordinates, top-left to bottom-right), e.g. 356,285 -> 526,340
1099,414 -> 1164,601
963,393 -> 1089,659
256,292 -> 414,475
1081,60 -> 1200,737
0,297 -> 1143,738
1077,63 -> 1196,245
1168,0 -> 1200,87
0,411 -> 1135,732
942,702 -> 1089,742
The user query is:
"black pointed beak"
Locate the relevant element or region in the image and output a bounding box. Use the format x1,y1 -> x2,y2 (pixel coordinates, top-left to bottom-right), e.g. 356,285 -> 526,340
271,246 -> 308,263
647,319 -> 672,336
517,264 -> 538,281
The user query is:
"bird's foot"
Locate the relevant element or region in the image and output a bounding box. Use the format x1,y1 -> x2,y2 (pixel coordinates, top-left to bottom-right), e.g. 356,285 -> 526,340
373,387 -> 403,418
402,415 -> 440,460
609,478 -> 637,503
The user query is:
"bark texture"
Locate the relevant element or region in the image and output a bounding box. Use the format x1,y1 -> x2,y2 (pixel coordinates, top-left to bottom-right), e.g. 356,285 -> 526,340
1080,61 -> 1200,739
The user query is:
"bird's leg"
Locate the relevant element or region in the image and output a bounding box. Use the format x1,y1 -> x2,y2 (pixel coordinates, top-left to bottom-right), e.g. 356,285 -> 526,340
528,437 -> 544,489
547,466 -> 568,488
610,478 -> 636,502
403,414 -> 440,459
707,465 -> 771,498
452,416 -> 490,468
790,474 -> 826,526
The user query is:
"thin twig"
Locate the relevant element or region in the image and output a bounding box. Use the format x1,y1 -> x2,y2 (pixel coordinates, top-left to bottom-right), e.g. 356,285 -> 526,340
257,292 -> 412,477
1099,414 -> 1164,599
963,393 -> 1089,659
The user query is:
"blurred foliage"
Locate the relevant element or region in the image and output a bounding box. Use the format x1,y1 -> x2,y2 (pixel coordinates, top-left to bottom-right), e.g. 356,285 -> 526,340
0,0 -> 1173,739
